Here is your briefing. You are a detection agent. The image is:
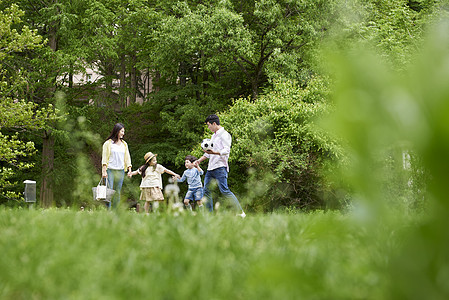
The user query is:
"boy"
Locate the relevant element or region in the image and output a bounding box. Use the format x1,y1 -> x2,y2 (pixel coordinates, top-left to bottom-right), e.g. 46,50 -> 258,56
177,155 -> 204,211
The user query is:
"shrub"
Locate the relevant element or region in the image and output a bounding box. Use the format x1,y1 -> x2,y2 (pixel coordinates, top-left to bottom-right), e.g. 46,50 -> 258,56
220,76 -> 342,211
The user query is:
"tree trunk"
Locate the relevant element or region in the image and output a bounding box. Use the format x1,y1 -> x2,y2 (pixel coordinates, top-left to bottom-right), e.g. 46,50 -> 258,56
69,71 -> 73,88
40,130 -> 55,207
233,56 -> 260,100
105,62 -> 114,96
179,61 -> 187,86
153,71 -> 160,92
129,54 -> 137,105
120,55 -> 127,107
251,78 -> 259,100
40,22 -> 58,207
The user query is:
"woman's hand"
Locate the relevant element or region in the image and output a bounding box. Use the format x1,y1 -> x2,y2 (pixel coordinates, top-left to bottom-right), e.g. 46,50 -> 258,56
102,165 -> 108,178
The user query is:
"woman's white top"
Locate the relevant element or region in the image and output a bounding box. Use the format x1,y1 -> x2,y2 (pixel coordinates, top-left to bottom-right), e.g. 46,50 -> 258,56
108,142 -> 126,170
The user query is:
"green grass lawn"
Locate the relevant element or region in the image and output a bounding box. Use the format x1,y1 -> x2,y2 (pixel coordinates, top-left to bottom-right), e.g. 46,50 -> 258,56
0,208 -> 412,299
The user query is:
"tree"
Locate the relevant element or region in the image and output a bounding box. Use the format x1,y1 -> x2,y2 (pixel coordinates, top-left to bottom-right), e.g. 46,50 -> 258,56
149,0 -> 336,100
0,3 -> 56,204
1,0 -> 84,207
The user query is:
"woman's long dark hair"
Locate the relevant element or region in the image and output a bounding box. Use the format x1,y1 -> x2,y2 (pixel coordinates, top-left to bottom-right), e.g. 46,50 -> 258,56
106,123 -> 125,143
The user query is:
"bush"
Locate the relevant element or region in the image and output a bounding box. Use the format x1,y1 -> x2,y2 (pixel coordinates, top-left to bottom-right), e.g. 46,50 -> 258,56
220,76 -> 342,211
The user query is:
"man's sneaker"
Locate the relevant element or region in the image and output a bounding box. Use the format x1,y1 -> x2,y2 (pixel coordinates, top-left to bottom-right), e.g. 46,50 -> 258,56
237,211 -> 246,218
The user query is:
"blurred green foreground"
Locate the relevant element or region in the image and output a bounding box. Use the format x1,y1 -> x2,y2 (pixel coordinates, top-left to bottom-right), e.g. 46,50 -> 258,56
0,209 -> 404,300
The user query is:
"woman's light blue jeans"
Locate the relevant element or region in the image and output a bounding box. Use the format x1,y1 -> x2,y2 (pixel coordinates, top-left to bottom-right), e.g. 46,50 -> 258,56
106,169 -> 125,209
203,167 -> 243,212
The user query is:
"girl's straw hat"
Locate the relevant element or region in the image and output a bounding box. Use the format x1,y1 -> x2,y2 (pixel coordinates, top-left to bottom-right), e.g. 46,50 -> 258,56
144,152 -> 157,164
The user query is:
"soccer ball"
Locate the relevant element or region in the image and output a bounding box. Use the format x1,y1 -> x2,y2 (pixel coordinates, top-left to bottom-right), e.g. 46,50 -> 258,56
201,138 -> 214,151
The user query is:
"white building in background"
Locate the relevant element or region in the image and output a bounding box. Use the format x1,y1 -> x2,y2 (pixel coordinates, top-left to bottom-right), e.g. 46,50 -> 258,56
69,65 -> 154,105
72,66 -> 102,85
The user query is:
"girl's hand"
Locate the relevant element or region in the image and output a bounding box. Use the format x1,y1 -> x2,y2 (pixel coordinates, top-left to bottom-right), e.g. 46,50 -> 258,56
102,170 -> 108,178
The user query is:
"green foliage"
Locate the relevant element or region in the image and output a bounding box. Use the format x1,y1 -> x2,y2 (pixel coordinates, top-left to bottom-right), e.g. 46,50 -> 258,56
121,101 -> 179,166
324,15 -> 449,298
220,76 -> 341,211
52,96 -> 103,208
143,0 -> 338,107
328,0 -> 434,69
0,2 -> 57,204
0,3 -> 43,61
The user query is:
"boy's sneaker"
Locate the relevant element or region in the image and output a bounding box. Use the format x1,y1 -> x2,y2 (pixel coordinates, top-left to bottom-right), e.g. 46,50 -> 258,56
237,211 -> 246,218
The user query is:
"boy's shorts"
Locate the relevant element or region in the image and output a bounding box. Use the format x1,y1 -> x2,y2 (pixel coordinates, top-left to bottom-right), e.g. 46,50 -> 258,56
185,187 -> 203,201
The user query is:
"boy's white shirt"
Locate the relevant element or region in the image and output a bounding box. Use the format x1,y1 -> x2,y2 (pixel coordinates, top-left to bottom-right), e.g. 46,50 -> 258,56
204,127 -> 231,172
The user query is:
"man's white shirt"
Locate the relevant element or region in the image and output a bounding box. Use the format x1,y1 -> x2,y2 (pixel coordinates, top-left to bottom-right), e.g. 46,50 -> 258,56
204,127 -> 232,172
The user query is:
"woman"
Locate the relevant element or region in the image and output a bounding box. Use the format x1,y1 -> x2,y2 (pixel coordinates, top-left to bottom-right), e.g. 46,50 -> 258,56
101,123 -> 132,209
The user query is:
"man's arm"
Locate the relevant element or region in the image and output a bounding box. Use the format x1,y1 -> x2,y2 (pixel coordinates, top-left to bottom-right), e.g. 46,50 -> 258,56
195,155 -> 208,166
218,131 -> 232,156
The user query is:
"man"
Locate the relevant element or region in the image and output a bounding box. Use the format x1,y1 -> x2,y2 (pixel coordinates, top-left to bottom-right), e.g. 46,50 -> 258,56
196,114 -> 246,217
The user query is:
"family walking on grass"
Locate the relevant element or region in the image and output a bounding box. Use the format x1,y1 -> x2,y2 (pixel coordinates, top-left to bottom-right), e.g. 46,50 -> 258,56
101,115 -> 246,218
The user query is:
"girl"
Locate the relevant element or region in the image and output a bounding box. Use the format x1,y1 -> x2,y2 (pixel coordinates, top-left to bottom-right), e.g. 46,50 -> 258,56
129,152 -> 180,214
102,123 -> 132,209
